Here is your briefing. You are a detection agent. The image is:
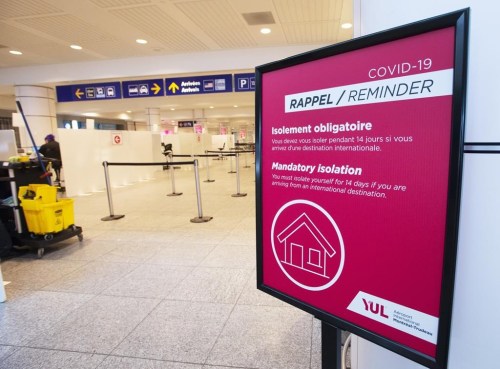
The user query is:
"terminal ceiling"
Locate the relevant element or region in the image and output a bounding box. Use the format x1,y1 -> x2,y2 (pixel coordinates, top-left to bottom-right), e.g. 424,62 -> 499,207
0,0 -> 353,126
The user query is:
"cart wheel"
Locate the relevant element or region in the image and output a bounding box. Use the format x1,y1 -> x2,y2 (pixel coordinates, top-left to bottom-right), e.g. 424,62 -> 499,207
37,248 -> 45,258
30,233 -> 37,239
71,225 -> 78,231
77,234 -> 83,242
43,234 -> 54,241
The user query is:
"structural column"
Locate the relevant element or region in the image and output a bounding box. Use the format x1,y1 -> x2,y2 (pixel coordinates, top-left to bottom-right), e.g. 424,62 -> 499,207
145,108 -> 160,131
14,85 -> 57,148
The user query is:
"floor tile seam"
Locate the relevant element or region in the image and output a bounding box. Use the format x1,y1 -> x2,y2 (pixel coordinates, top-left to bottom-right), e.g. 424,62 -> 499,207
4,287 -> 97,300
102,351 -> 245,368
202,270 -> 256,366
157,263 -> 200,301
25,259 -> 96,289
0,344 -> 22,363
106,297 -> 164,357
2,344 -> 109,362
233,301 -> 291,308
173,243 -> 218,268
17,292 -> 100,348
37,261 -> 142,293
233,301 -> 319,321
20,295 -> 163,355
190,265 -> 256,272
202,364 -> 260,369
156,296 -> 238,306
97,260 -> 144,289
201,301 -> 239,367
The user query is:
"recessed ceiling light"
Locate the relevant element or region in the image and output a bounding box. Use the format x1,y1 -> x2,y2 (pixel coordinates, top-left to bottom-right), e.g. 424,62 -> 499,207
9,50 -> 22,55
341,23 -> 353,29
170,108 -> 175,111
126,110 -> 132,113
136,39 -> 148,44
209,106 -> 214,109
83,112 -> 98,117
233,105 -> 239,108
70,44 -> 82,50
260,28 -> 271,34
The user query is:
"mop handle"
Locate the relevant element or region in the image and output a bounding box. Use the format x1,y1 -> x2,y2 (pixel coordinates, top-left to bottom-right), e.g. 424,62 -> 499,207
15,100 -> 51,184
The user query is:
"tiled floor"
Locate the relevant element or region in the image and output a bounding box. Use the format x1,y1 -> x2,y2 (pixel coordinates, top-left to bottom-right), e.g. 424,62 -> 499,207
0,157 -> 327,369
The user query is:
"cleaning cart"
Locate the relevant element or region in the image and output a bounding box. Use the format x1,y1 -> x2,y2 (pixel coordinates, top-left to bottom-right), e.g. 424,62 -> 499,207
1,161 -> 83,258
17,184 -> 82,258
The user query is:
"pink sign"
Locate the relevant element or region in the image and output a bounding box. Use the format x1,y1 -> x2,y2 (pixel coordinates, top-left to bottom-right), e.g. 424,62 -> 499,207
257,15 -> 468,367
194,124 -> 203,134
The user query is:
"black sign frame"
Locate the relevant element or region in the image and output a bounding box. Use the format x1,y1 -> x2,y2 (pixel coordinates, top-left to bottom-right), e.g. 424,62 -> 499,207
255,9 -> 469,369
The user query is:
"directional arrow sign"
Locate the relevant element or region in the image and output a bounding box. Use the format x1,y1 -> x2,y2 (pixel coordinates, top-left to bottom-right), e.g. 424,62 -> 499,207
122,79 -> 164,98
56,82 -> 121,102
168,82 -> 180,94
151,83 -> 162,95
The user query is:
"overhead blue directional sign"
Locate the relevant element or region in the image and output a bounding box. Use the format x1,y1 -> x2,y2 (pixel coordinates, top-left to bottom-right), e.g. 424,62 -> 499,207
56,82 -> 122,102
122,79 -> 164,98
165,74 -> 233,96
234,73 -> 255,92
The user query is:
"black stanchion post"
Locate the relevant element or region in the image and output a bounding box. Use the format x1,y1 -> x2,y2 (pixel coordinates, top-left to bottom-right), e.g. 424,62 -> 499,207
101,161 -> 125,221
321,322 -> 342,369
203,151 -> 215,183
231,153 -> 247,197
190,159 -> 213,223
167,161 -> 182,196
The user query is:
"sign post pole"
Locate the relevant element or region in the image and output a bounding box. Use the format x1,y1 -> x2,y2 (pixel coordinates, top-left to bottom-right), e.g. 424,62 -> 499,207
322,322 -> 341,369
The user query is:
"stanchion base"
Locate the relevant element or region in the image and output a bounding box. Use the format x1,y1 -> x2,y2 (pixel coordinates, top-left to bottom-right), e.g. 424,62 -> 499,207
101,214 -> 125,221
190,216 -> 213,223
228,171 -> 236,174
204,179 -> 215,183
231,193 -> 247,197
167,192 -> 183,196
243,166 -> 251,168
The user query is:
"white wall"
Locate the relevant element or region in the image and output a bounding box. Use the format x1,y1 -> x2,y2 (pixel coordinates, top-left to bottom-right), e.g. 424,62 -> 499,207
59,129 -> 160,196
351,1 -> 500,369
162,132 -> 213,169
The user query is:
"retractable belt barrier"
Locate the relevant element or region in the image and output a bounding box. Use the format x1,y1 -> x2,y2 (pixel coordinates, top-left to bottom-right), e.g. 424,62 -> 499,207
101,160 -> 212,223
205,150 -> 254,197
171,153 -> 236,182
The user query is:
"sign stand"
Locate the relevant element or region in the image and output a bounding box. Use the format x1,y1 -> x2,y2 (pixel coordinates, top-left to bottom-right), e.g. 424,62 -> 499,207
322,322 -> 341,369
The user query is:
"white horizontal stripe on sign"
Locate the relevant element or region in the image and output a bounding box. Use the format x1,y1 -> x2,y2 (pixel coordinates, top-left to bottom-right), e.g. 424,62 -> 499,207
284,69 -> 453,113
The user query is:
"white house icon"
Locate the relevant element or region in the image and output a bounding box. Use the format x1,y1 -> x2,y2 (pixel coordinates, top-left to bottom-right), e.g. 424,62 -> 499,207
277,212 -> 336,278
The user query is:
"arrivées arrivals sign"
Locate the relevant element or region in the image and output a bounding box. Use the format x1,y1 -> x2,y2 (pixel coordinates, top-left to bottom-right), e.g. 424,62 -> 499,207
165,74 -> 233,96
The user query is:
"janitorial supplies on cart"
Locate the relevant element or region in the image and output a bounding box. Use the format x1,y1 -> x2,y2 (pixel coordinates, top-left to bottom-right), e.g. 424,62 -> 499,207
18,184 -> 74,237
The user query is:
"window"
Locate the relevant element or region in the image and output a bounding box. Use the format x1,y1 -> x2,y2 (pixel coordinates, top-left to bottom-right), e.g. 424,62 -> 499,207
308,249 -> 321,267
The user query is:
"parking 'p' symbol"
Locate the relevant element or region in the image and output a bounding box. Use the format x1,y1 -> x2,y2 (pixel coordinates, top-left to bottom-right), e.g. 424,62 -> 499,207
239,78 -> 249,89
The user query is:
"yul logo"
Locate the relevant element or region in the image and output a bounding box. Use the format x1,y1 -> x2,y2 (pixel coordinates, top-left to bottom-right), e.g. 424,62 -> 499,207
362,298 -> 389,319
